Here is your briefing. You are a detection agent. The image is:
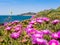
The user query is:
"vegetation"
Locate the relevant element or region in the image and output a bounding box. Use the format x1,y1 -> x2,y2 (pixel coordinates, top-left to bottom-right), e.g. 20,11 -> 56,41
0,7 -> 60,45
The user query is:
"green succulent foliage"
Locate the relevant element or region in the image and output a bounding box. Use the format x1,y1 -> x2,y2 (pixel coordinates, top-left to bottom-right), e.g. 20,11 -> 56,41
44,35 -> 51,41
36,7 -> 60,20
54,23 -> 60,32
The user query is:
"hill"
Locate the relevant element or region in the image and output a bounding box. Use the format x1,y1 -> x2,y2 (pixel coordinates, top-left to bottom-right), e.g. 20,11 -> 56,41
18,12 -> 36,16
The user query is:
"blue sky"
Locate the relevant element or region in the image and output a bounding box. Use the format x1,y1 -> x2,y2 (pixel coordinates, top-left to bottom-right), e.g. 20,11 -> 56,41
0,0 -> 60,15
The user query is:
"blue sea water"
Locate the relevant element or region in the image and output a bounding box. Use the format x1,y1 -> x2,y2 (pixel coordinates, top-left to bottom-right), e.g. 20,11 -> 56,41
0,15 -> 32,23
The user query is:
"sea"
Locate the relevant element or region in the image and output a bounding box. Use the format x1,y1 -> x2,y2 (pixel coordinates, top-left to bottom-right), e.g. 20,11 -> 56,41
0,15 -> 32,24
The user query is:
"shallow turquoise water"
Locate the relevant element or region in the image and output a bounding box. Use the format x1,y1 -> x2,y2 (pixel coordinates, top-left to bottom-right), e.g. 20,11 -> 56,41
0,15 -> 32,23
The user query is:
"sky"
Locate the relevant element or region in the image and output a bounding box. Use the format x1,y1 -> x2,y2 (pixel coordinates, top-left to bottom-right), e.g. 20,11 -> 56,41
0,0 -> 60,15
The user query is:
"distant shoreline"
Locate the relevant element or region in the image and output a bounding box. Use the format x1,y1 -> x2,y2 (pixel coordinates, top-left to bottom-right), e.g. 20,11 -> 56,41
18,14 -> 36,16
18,12 -> 36,16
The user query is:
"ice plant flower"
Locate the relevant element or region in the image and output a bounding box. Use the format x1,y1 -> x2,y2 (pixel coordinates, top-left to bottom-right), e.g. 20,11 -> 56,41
35,30 -> 43,34
13,24 -> 22,31
31,15 -> 35,18
5,26 -> 11,31
26,28 -> 36,35
26,28 -> 33,33
14,27 -> 20,31
42,17 -> 50,22
16,24 -> 22,27
29,20 -> 36,24
13,20 -> 19,23
57,31 -> 60,38
38,17 -> 50,22
11,20 -> 19,24
42,29 -> 51,34
31,33 -> 43,38
36,19 -> 44,24
51,19 -> 60,24
27,24 -> 33,28
32,38 -> 47,45
41,17 -> 50,22
14,26 -> 20,31
51,33 -> 58,39
49,39 -> 59,45
4,22 -> 8,26
10,32 -> 20,39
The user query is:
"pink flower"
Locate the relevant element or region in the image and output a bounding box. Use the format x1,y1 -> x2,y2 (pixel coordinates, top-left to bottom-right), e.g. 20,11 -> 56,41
42,17 -> 50,22
37,17 -> 50,22
13,25 -> 22,31
36,19 -> 44,24
14,27 -> 20,31
10,32 -> 20,39
31,33 -> 43,38
26,28 -> 36,35
16,24 -> 22,27
32,38 -> 47,45
13,20 -> 19,23
42,29 -> 51,34
27,24 -> 33,28
57,31 -> 60,38
49,39 -> 59,45
31,15 -> 35,18
4,22 -> 8,26
35,30 -> 43,34
51,33 -> 58,39
5,26 -> 11,31
11,20 -> 19,24
51,19 -> 60,24
29,20 -> 36,24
